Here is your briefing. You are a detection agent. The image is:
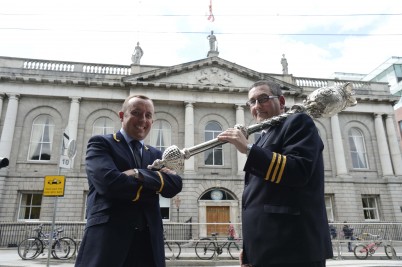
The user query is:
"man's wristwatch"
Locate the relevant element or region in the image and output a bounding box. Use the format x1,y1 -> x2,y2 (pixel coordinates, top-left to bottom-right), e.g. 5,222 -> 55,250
132,168 -> 139,178
246,144 -> 253,157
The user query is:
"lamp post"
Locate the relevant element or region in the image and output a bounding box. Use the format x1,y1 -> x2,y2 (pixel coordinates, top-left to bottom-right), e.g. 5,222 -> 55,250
173,196 -> 181,222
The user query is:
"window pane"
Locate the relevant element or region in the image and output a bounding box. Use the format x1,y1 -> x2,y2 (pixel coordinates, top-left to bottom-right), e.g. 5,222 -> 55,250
31,194 -> 42,205
159,195 -> 170,220
204,121 -> 223,166
93,117 -> 114,136
362,196 -> 379,221
204,150 -> 213,165
325,195 -> 334,222
30,207 -> 41,219
19,193 -> 42,220
150,120 -> 172,153
214,148 -> 223,165
348,128 -> 368,169
160,208 -> 169,220
28,115 -> 54,161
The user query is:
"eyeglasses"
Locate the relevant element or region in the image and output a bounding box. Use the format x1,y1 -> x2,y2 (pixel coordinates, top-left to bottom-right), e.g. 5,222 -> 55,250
246,95 -> 279,107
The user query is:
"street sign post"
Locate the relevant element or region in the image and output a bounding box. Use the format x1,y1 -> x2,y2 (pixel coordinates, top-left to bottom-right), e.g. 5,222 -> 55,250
43,175 -> 65,197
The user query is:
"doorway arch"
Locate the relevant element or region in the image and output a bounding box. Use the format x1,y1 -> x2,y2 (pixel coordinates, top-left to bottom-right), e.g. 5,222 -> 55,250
198,188 -> 239,238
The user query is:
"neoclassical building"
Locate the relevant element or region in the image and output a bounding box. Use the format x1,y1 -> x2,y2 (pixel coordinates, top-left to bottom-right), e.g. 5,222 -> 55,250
0,47 -> 402,237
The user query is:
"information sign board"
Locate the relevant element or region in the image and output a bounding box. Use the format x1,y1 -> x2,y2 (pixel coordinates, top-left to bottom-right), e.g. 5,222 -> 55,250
43,175 -> 65,197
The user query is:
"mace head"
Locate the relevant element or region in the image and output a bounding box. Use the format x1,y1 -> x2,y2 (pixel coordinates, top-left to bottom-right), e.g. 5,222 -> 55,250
303,82 -> 357,118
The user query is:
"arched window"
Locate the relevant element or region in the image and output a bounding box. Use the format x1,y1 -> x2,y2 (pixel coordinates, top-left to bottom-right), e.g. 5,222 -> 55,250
204,121 -> 223,165
28,115 -> 55,161
200,188 -> 235,200
348,127 -> 368,169
150,120 -> 172,153
92,117 -> 114,136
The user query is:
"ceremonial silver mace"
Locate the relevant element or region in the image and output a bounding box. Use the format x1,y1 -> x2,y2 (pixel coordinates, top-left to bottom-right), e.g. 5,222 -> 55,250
148,82 -> 357,172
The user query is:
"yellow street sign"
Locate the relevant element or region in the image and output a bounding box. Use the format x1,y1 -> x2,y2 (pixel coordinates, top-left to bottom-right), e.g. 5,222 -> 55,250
43,175 -> 65,197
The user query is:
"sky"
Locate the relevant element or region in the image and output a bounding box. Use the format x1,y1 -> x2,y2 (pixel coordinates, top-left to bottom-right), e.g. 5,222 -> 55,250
1,0 -> 401,78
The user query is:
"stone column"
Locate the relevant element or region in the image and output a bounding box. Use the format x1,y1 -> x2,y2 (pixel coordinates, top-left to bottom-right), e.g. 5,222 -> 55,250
236,105 -> 246,174
184,102 -> 195,172
0,94 -> 20,158
0,94 -> 4,119
67,97 -> 81,142
374,114 -> 393,176
330,114 -> 348,176
385,114 -> 402,175
65,97 -> 81,165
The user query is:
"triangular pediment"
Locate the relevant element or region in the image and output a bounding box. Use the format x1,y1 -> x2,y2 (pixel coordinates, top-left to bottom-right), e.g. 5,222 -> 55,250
123,57 -> 300,93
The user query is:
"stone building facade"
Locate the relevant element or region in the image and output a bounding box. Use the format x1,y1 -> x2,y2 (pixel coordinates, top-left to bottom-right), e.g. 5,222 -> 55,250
0,53 -> 402,237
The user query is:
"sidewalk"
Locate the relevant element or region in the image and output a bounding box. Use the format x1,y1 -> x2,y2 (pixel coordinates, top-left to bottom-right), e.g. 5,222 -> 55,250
1,248 -> 401,267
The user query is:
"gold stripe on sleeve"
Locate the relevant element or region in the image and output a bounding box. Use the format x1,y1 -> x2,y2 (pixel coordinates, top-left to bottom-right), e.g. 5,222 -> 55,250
157,171 -> 165,193
275,156 -> 287,184
132,186 -> 143,202
265,153 -> 277,180
271,154 -> 282,182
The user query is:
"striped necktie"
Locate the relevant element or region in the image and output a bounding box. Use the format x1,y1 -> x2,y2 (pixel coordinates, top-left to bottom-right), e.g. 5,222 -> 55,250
130,140 -> 142,167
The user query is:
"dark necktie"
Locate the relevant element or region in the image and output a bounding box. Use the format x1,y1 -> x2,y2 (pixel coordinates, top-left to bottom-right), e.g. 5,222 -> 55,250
130,140 -> 142,167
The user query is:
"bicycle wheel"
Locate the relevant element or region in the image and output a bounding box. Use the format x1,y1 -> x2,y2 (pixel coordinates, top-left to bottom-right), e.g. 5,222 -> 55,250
353,244 -> 368,259
17,237 -> 43,260
195,238 -> 215,260
385,245 -> 397,259
164,242 -> 181,260
53,237 -> 77,259
228,242 -> 240,259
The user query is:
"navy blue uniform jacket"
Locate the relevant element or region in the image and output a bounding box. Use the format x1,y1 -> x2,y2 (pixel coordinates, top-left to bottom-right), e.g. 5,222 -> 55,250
75,131 -> 182,267
242,113 -> 333,266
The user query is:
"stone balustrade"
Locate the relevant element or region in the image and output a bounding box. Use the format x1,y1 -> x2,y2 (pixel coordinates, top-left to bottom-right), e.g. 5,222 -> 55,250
295,77 -> 371,89
21,58 -> 131,75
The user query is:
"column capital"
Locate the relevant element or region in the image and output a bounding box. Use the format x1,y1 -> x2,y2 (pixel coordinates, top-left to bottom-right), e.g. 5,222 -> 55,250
69,96 -> 81,103
384,113 -> 394,119
374,113 -> 385,117
6,93 -> 20,100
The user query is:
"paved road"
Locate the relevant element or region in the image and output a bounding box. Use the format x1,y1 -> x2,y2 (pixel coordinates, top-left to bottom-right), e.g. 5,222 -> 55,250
1,248 -> 401,267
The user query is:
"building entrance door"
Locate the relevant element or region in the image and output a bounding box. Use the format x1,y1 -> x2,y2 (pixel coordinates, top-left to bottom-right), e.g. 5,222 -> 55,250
206,206 -> 230,236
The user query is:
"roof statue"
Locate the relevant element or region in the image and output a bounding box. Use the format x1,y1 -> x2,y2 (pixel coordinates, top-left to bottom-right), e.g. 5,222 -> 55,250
281,54 -> 288,75
207,31 -> 219,58
131,42 -> 144,65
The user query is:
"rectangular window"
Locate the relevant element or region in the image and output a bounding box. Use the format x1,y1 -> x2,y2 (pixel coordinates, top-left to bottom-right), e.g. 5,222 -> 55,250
362,195 -> 380,221
325,195 -> 335,222
18,192 -> 42,221
83,191 -> 88,221
160,195 -> 170,221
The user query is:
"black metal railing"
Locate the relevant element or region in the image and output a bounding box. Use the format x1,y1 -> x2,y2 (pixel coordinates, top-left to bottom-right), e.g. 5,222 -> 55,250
1,221 -> 401,248
0,219 -> 194,248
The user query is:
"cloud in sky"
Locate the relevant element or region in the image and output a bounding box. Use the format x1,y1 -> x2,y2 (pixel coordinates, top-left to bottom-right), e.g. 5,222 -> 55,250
1,0 -> 401,78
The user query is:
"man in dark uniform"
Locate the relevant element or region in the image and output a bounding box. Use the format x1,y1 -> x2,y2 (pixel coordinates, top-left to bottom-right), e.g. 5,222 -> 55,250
218,80 -> 333,267
75,95 -> 182,267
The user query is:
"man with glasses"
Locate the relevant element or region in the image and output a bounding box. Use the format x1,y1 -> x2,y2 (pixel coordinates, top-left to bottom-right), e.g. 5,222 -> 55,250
218,80 -> 333,267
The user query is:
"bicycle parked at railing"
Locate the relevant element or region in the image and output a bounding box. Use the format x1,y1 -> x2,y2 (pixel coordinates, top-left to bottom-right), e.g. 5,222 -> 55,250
195,232 -> 241,260
353,232 -> 396,260
164,231 -> 181,260
17,224 -> 77,260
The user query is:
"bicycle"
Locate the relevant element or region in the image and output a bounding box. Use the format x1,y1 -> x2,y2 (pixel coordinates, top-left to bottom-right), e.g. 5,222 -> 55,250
353,232 -> 396,260
164,231 -> 181,260
195,232 -> 241,260
17,224 -> 77,260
